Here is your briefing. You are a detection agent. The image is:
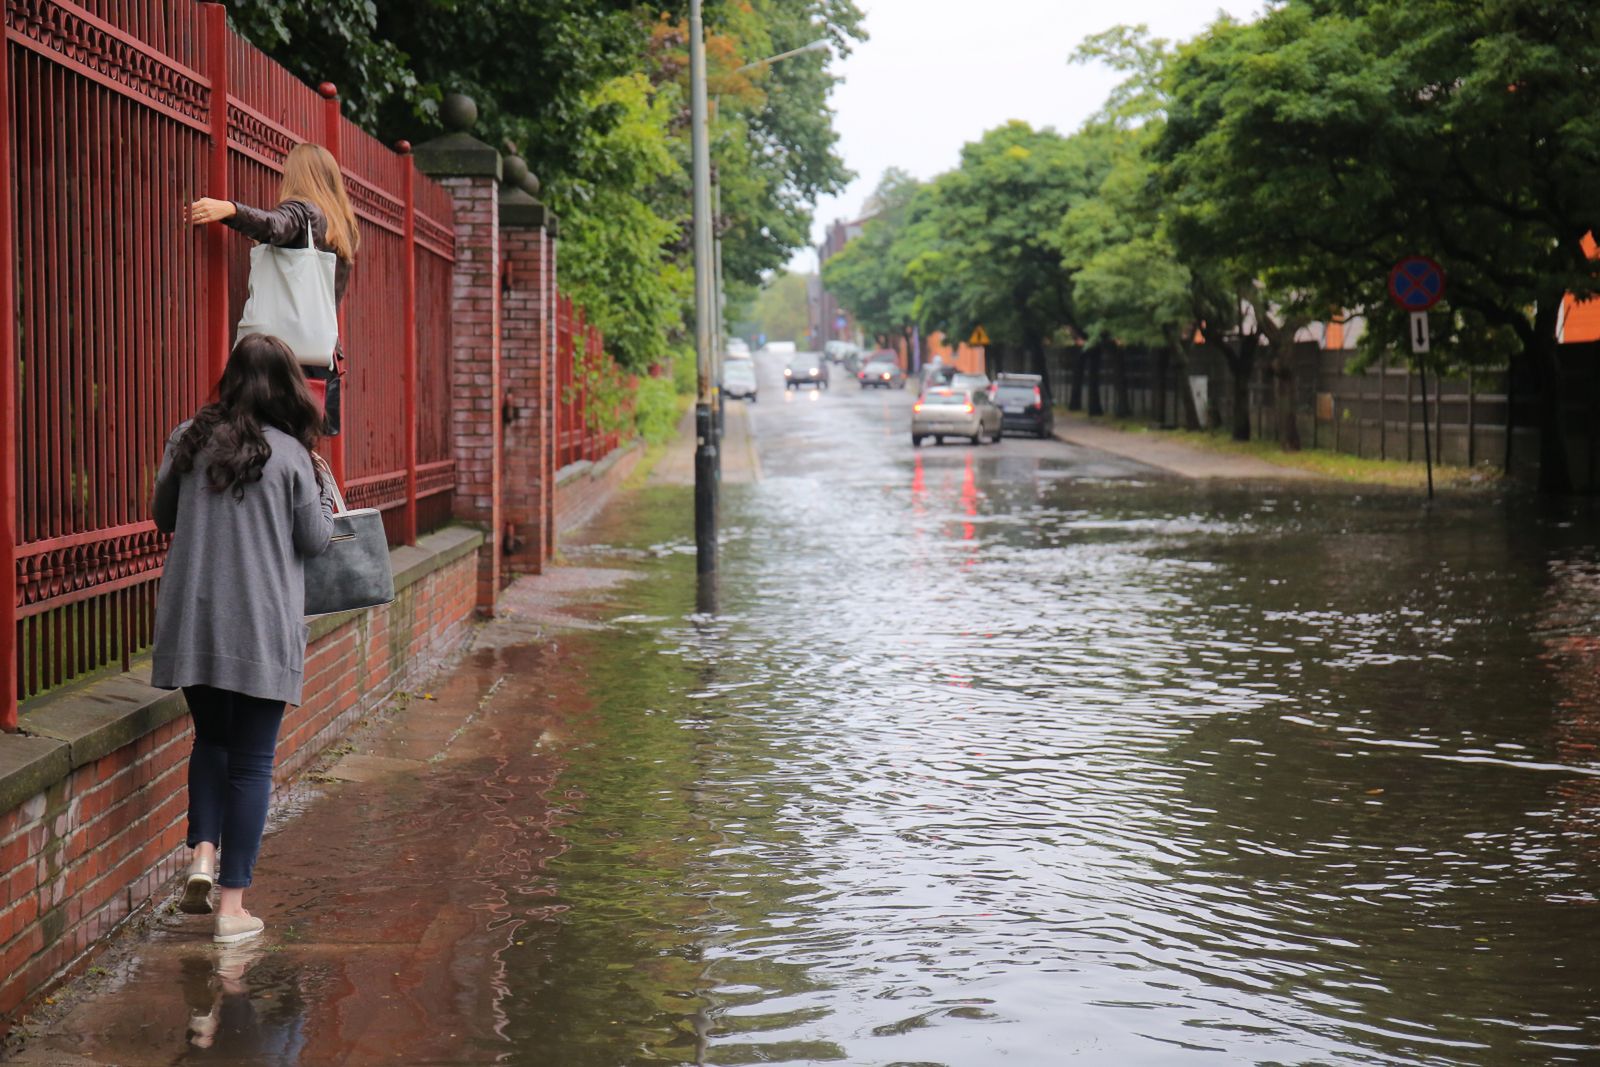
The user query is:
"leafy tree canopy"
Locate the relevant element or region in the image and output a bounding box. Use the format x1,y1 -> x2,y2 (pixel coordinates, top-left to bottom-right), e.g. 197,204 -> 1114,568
820,168 -> 923,341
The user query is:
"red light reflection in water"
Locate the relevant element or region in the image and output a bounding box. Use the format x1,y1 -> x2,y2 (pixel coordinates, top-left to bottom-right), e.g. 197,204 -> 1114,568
908,451 -> 980,565
1540,561 -> 1600,866
960,453 -> 977,547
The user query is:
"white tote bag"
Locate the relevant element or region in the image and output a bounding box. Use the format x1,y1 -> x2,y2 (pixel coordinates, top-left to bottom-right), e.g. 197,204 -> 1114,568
235,216 -> 339,369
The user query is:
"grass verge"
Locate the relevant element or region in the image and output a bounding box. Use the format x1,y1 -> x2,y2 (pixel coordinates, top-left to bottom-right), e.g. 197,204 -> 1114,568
1059,410 -> 1499,489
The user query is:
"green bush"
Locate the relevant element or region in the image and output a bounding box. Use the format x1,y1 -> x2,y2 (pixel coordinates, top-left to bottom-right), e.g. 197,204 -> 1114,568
672,352 -> 696,395
634,374 -> 680,444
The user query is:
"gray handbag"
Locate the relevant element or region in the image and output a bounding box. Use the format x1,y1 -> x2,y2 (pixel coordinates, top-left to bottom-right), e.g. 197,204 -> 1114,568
303,474 -> 395,617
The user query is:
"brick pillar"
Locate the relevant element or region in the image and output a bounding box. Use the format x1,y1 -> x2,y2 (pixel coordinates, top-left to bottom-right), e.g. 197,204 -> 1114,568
414,95 -> 503,614
544,218 -> 560,558
498,156 -> 550,574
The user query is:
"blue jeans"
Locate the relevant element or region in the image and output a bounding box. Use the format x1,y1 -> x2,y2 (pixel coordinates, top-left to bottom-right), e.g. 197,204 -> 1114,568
184,686 -> 285,889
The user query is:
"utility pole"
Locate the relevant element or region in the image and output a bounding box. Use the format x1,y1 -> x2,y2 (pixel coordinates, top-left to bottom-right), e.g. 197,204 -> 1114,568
690,0 -> 718,607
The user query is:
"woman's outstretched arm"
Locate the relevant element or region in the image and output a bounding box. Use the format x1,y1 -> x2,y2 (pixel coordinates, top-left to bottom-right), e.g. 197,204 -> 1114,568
187,197 -> 316,247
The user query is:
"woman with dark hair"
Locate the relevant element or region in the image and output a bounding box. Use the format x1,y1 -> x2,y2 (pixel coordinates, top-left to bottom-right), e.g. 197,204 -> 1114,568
151,333 -> 336,944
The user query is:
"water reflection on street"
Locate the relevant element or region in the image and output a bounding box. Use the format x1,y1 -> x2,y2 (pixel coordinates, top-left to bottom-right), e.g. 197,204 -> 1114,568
526,372 -> 1600,1064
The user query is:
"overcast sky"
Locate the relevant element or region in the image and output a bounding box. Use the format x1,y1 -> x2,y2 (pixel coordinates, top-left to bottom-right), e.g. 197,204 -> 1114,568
790,0 -> 1260,272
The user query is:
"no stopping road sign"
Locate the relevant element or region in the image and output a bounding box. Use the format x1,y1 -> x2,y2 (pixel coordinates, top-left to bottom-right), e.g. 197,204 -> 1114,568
1388,257 -> 1445,311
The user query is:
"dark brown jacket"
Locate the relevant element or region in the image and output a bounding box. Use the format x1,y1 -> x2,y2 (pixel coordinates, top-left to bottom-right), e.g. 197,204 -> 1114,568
224,198 -> 352,306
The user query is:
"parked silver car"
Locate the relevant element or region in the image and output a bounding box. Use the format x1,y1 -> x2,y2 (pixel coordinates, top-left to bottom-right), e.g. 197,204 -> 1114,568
910,387 -> 1002,446
722,359 -> 758,401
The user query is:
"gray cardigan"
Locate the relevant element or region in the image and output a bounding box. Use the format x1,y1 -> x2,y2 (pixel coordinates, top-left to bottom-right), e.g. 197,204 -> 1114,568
150,422 -> 335,705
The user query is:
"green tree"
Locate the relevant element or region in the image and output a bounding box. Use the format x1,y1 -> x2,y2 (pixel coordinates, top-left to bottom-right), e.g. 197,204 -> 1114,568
1159,1 -> 1600,487
820,168 -> 923,341
1058,143 -> 1197,424
547,73 -> 689,371
705,0 -> 867,292
739,271 -> 813,345
904,122 -> 1116,375
225,0 -> 647,181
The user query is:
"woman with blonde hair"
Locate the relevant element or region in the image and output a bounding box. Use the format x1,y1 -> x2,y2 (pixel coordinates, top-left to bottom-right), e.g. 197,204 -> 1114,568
188,142 -> 359,433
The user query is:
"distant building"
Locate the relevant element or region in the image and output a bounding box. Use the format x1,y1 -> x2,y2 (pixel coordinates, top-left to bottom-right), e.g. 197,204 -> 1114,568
812,214 -> 872,346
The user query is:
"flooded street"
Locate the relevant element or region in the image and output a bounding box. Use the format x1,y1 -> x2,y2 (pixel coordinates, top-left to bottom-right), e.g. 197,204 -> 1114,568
22,358 -> 1600,1066
552,364 -> 1600,1064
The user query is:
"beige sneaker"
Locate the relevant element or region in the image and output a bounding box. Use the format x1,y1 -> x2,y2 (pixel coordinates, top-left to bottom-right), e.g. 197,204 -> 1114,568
213,913 -> 264,944
178,857 -> 215,915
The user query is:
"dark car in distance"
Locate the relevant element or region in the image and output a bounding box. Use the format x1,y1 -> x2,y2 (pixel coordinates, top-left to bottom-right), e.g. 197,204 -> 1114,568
857,353 -> 906,389
990,373 -> 1053,438
784,353 -> 828,390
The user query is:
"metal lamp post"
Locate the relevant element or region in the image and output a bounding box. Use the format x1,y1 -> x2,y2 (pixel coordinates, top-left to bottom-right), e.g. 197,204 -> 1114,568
690,0 -> 717,608
691,7 -> 827,607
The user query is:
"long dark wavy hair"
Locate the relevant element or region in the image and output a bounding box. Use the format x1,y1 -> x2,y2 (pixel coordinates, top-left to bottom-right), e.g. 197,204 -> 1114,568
172,334 -> 324,499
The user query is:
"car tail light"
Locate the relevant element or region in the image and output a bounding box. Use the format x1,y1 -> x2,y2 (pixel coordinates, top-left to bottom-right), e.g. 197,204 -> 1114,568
1033,386 -> 1042,406
880,372 -> 890,380
913,402 -> 924,412
962,402 -> 974,413
783,368 -> 792,376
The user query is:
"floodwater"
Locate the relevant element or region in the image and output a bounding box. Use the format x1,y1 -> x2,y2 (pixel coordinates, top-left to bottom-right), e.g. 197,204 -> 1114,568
18,360 -> 1600,1065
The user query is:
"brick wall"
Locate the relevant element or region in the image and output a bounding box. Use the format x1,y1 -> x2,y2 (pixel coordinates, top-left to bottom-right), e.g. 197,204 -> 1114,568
441,174 -> 503,612
0,536 -> 480,1026
501,224 -> 548,575
554,441 -> 645,537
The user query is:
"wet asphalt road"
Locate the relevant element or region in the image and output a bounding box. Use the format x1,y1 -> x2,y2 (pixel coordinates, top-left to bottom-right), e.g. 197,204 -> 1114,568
18,353 -> 1600,1066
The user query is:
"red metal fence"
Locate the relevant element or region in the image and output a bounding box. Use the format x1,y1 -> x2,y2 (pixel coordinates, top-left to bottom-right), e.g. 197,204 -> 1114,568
2,0 -> 457,729
553,293 -> 631,469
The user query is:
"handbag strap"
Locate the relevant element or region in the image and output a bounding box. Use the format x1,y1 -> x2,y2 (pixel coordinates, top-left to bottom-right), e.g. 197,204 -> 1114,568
326,475 -> 347,515
305,213 -> 316,250
314,454 -> 347,514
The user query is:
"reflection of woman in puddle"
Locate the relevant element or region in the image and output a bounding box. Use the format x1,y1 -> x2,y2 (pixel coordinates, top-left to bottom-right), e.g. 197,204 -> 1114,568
180,943 -> 306,1060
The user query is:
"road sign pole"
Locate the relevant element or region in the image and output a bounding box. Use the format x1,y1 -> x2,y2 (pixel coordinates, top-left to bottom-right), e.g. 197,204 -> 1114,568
1390,258 -> 1445,504
1419,359 -> 1434,501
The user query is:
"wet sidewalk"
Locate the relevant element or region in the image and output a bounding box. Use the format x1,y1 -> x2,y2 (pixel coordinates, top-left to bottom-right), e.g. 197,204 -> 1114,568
1052,413 -> 1321,480
649,398 -> 762,487
4,561 -> 647,1066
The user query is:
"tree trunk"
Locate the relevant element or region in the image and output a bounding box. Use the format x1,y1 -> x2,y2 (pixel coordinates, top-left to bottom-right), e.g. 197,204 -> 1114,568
1169,333 -> 1202,430
1155,346 -> 1171,427
1030,341 -> 1049,383
1532,322 -> 1572,493
1068,348 -> 1085,411
1230,356 -> 1251,442
1275,357 -> 1301,451
1111,346 -> 1132,418
1086,345 -> 1105,417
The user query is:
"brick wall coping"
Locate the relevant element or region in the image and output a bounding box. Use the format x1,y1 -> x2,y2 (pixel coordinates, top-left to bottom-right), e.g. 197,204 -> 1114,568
555,438 -> 641,489
0,526 -> 484,818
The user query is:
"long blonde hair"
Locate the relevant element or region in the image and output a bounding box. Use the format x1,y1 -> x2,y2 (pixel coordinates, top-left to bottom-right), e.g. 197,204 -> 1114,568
279,143 -> 358,261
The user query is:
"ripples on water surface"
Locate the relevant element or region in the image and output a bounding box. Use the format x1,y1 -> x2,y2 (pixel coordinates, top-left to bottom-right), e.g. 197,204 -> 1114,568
516,425 -> 1600,1066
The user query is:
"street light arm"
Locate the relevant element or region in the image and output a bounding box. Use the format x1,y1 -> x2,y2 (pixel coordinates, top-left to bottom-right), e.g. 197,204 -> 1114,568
735,38 -> 829,74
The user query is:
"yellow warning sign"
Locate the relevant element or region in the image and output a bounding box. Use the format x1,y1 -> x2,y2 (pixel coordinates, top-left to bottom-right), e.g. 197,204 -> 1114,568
967,325 -> 990,346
